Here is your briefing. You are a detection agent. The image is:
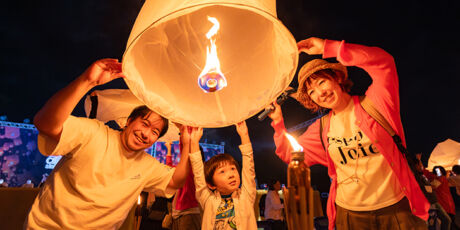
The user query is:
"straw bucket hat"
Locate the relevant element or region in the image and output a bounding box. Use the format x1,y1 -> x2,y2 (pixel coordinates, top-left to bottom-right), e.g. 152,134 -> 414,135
297,59 -> 348,97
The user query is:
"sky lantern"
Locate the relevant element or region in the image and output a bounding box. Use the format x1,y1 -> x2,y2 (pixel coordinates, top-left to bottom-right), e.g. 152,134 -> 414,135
122,0 -> 298,127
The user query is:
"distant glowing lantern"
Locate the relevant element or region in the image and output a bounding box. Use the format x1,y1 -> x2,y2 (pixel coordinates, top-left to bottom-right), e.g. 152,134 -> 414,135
123,0 -> 298,127
427,138 -> 460,170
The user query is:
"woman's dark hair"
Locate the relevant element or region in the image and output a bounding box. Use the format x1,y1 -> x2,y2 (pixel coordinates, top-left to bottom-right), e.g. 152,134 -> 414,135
127,105 -> 169,138
204,153 -> 239,187
433,165 -> 447,176
268,179 -> 280,191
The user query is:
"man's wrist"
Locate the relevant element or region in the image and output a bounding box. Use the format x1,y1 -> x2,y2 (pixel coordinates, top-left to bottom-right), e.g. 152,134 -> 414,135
240,135 -> 250,145
76,74 -> 97,91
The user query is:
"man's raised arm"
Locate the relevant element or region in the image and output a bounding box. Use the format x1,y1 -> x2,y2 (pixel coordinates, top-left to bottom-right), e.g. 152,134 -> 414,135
34,59 -> 125,141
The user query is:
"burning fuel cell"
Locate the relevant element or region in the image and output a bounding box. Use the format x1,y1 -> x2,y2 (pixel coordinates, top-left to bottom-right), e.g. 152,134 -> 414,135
198,71 -> 226,92
198,16 -> 227,93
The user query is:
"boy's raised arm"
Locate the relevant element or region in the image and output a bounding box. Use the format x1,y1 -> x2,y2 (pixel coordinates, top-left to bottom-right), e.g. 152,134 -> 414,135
235,121 -> 250,145
236,121 -> 257,202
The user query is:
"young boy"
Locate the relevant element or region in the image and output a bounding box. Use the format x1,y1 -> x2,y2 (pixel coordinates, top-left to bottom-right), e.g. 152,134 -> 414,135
189,122 -> 257,230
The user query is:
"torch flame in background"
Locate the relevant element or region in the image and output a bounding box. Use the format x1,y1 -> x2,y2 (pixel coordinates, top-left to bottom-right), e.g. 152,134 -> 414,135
285,133 -> 303,152
198,16 -> 227,93
135,195 -> 142,229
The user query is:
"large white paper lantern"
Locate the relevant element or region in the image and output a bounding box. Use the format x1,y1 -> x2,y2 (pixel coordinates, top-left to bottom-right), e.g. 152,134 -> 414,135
123,0 -> 298,127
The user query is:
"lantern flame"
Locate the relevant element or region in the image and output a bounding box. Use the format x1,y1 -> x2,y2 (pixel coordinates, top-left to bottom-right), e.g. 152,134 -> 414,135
198,16 -> 227,93
206,17 -> 220,39
285,133 -> 303,152
137,195 -> 141,205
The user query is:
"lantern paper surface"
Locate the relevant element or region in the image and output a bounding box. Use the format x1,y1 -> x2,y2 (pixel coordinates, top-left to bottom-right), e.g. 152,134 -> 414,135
123,0 -> 298,127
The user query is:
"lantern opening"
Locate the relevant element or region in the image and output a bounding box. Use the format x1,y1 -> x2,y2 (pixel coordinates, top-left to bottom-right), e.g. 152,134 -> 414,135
198,16 -> 227,93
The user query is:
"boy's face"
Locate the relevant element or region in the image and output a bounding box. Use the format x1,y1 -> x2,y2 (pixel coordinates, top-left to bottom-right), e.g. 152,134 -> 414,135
209,162 -> 240,195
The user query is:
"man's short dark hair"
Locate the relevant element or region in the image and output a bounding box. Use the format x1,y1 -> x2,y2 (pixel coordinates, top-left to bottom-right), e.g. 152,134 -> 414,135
452,165 -> 460,175
127,105 -> 169,138
204,153 -> 239,187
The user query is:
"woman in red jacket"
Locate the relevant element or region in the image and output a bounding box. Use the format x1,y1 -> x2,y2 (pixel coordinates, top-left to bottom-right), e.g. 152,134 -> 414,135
432,166 -> 456,225
268,37 -> 429,230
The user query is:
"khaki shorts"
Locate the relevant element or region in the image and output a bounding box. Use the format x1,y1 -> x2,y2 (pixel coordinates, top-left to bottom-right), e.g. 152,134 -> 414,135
335,197 -> 427,230
171,214 -> 201,230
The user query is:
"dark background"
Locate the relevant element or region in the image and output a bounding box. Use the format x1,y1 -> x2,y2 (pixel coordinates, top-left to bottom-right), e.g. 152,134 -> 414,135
1,0 -> 459,186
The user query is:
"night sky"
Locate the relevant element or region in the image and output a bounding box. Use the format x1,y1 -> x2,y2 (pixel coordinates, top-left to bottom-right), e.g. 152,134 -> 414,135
1,0 -> 459,184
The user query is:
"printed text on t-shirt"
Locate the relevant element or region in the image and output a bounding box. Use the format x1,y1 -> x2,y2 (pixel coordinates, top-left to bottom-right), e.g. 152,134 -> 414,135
328,131 -> 380,165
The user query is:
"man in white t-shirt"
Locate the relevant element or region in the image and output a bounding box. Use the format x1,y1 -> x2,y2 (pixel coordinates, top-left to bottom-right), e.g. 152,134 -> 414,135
24,59 -> 191,230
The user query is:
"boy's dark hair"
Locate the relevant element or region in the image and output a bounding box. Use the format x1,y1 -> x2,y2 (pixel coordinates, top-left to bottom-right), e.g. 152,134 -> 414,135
452,165 -> 460,175
127,105 -> 169,138
204,153 -> 239,187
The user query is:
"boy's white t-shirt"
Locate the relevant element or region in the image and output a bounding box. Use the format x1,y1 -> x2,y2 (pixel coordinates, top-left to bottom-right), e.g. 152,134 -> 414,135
26,116 -> 175,230
327,99 -> 404,211
190,143 -> 257,230
214,194 -> 237,230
